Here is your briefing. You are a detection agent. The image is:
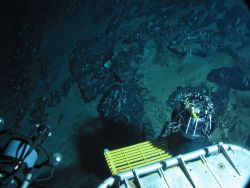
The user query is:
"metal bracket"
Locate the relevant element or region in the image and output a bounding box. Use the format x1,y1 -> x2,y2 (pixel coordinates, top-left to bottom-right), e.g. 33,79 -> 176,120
158,168 -> 170,188
218,143 -> 241,176
178,155 -> 196,188
124,179 -> 131,188
132,169 -> 142,188
200,155 -> 223,188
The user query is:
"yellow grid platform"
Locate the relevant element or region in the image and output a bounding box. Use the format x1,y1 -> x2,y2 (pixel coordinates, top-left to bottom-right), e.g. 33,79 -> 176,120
104,137 -> 171,175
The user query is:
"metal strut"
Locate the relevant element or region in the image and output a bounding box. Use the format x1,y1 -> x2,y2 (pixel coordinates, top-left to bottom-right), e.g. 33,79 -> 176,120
178,155 -> 196,188
158,168 -> 170,188
219,143 -> 241,176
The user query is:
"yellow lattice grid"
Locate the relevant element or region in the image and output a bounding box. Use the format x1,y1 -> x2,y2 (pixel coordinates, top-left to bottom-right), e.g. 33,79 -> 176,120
104,137 -> 171,175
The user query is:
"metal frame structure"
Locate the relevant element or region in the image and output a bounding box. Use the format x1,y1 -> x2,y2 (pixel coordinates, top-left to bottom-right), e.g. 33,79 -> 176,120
98,143 -> 250,188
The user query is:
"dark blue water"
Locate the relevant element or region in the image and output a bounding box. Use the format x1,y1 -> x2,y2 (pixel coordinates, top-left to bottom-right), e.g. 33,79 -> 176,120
0,0 -> 250,187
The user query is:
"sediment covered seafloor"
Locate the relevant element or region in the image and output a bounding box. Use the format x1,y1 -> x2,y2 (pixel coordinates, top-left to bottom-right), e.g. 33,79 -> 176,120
0,0 -> 250,187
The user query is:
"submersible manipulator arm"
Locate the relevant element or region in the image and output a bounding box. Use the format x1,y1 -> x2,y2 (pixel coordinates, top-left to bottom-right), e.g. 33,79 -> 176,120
0,119 -> 62,188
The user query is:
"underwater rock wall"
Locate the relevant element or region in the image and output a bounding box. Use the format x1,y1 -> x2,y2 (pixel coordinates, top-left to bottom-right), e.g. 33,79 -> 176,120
0,0 -> 250,186
67,0 -> 250,144
0,0 -> 249,145
0,0 -> 249,147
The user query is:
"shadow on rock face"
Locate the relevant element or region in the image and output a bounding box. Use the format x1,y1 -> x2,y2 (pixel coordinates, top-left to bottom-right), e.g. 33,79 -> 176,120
32,164 -> 102,188
243,0 -> 250,9
33,119 -> 112,187
167,133 -> 211,156
100,117 -> 150,147
74,117 -> 154,180
74,118 -> 110,179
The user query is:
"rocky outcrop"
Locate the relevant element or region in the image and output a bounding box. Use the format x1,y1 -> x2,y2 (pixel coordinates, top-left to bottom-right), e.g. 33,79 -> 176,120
207,66 -> 250,91
98,81 -> 154,144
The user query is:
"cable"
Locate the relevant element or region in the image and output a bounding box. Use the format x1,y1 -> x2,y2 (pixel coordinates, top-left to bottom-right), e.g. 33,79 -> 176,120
33,145 -> 50,168
34,166 -> 54,182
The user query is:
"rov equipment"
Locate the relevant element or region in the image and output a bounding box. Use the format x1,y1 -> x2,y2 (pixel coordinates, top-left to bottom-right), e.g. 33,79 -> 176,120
0,119 -> 61,188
